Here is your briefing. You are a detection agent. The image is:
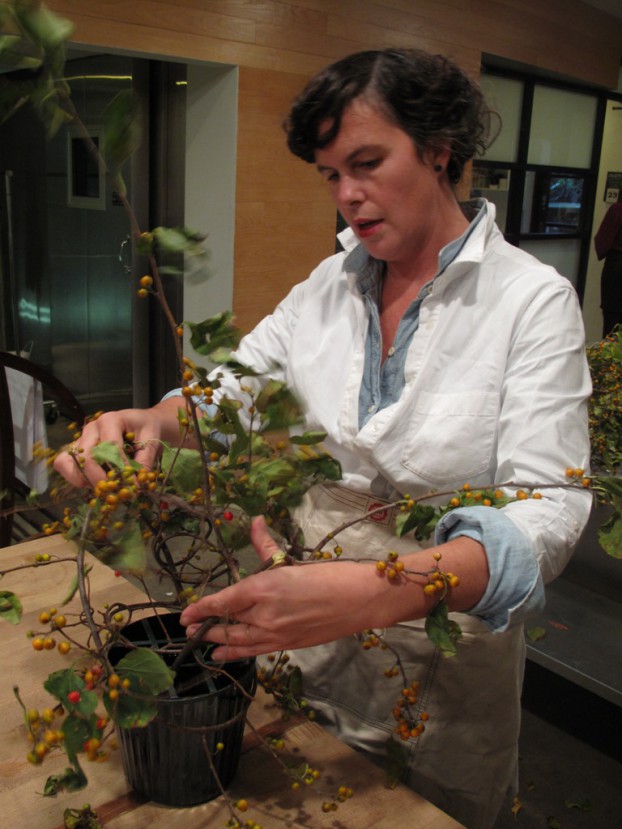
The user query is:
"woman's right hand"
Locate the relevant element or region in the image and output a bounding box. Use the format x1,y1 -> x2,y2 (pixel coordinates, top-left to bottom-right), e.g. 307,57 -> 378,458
53,396 -> 187,488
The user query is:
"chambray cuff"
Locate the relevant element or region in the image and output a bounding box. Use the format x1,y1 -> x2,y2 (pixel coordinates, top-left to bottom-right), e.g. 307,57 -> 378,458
434,506 -> 545,632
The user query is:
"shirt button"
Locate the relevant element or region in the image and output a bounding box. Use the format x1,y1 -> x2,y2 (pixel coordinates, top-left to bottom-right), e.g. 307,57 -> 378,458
387,346 -> 395,357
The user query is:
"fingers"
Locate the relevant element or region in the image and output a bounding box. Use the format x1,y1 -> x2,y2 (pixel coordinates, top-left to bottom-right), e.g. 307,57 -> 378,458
53,409 -> 163,488
186,619 -> 274,661
250,515 -> 284,565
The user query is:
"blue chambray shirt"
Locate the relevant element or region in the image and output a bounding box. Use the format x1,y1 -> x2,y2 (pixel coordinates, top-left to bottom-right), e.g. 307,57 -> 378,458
351,204 -> 544,632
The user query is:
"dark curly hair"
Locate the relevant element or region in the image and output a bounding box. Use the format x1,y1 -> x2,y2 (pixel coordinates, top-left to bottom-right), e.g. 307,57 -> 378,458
284,48 -> 494,184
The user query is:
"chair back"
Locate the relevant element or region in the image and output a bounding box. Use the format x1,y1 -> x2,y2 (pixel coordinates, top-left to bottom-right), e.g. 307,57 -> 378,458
0,351 -> 85,547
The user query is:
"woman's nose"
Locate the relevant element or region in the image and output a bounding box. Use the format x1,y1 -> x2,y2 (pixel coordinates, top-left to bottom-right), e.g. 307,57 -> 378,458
334,176 -> 363,206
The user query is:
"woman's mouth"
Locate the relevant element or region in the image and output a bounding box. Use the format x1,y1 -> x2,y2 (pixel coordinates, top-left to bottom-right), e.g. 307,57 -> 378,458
355,219 -> 383,239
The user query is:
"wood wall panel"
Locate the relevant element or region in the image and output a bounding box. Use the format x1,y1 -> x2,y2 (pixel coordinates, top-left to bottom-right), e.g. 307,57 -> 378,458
46,0 -> 622,331
233,66 -> 335,332
49,0 -> 622,85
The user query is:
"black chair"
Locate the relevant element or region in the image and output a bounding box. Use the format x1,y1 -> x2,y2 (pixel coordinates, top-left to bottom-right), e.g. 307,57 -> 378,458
0,351 -> 85,547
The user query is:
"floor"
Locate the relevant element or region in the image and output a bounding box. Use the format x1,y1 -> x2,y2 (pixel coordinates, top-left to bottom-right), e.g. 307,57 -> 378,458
493,662 -> 622,829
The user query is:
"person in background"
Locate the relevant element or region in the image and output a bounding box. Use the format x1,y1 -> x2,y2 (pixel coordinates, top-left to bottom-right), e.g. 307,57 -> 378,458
54,49 -> 592,828
594,191 -> 622,337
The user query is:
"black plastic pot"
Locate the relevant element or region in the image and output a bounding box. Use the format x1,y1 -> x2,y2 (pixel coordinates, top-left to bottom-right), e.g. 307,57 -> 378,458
109,612 -> 256,807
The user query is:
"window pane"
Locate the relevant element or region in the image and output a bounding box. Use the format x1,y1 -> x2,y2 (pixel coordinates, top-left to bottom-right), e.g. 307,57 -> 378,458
528,86 -> 597,168
521,171 -> 586,235
520,238 -> 581,287
480,75 -> 523,163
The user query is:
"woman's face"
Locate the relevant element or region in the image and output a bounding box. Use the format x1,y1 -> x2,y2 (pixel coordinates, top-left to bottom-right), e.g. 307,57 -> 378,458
315,98 -> 453,269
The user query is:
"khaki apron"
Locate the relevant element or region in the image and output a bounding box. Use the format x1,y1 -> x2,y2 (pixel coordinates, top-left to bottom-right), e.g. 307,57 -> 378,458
269,484 -> 525,829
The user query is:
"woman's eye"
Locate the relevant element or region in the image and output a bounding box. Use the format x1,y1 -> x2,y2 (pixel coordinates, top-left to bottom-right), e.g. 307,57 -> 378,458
357,159 -> 379,170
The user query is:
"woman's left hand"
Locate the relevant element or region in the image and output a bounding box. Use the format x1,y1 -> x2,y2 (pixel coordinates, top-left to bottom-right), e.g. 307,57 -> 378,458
179,516 -> 423,660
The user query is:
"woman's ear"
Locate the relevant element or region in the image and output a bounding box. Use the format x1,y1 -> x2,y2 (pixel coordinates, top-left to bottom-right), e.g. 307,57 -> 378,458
425,144 -> 451,175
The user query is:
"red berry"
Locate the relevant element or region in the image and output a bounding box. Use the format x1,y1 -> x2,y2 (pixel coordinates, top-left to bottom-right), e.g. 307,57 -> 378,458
223,511 -> 234,521
67,691 -> 81,704
114,570 -> 121,577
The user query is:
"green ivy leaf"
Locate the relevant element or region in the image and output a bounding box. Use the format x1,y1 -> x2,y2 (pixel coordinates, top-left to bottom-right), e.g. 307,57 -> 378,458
424,601 -> 461,657
0,590 -> 22,624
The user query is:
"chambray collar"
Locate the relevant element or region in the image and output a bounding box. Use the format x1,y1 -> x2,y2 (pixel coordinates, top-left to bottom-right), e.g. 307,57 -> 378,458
344,198 -> 487,297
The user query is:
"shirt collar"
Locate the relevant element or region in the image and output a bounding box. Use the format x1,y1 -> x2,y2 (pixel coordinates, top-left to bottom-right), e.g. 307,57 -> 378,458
342,198 -> 488,294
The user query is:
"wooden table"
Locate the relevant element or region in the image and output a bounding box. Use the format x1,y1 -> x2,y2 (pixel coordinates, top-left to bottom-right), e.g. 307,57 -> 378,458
0,535 -> 465,829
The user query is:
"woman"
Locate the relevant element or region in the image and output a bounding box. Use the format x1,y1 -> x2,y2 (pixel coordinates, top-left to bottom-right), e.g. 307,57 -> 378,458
55,49 -> 591,828
594,192 -> 622,337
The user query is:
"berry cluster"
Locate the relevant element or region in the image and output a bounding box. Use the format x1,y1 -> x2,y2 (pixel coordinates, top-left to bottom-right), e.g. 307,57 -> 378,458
423,552 -> 460,599
30,607 -> 72,655
392,680 -> 429,741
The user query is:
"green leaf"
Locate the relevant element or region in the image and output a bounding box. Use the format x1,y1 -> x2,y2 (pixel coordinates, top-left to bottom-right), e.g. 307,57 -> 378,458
255,380 -> 303,431
102,89 -> 142,174
61,713 -> 98,762
43,764 -> 87,797
424,602 -> 462,657
103,521 -> 147,576
289,431 -> 328,446
15,3 -> 75,50
526,626 -> 547,642
115,648 -> 175,695
0,590 -> 22,624
161,444 -> 204,494
395,503 -> 438,540
61,564 -> 93,606
90,441 -> 128,470
384,736 -> 409,789
187,311 -> 242,357
564,794 -> 592,812
104,648 -> 175,728
44,670 -> 98,717
287,665 -> 303,700
153,225 -> 206,257
598,508 -> 622,558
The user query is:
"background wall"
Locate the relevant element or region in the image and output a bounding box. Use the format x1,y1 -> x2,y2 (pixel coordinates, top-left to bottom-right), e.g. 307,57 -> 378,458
48,0 -> 622,333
